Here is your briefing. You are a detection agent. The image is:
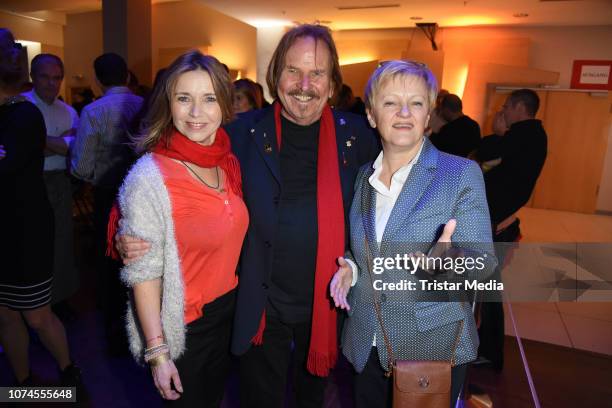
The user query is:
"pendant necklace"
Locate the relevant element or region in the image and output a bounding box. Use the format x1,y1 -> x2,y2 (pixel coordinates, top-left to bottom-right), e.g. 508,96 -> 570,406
180,161 -> 221,191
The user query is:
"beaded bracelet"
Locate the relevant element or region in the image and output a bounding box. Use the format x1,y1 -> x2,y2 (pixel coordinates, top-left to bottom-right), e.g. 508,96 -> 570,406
144,343 -> 168,354
144,343 -> 169,363
144,344 -> 168,359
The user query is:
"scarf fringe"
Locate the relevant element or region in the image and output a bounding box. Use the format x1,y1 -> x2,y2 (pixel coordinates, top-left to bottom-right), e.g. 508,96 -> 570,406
106,202 -> 121,260
306,350 -> 338,377
251,312 -> 266,345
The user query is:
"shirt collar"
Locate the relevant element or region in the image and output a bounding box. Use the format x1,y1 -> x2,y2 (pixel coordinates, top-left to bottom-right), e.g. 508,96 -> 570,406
369,138 -> 425,197
26,89 -> 57,107
103,86 -> 131,96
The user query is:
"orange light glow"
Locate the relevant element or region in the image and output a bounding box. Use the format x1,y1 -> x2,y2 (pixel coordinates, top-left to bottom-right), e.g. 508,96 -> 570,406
443,16 -> 498,27
339,57 -> 377,66
246,19 -> 293,28
442,64 -> 469,99
455,65 -> 469,98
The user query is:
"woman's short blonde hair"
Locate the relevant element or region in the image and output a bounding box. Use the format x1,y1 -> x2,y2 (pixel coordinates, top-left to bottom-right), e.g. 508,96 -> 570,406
364,60 -> 438,113
133,50 -> 233,153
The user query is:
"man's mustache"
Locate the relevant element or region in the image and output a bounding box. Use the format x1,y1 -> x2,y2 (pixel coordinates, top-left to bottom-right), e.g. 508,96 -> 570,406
288,89 -> 319,99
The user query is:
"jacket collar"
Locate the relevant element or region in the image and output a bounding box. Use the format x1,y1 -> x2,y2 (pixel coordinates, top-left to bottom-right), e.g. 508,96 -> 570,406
361,138 -> 439,255
248,106 -> 355,188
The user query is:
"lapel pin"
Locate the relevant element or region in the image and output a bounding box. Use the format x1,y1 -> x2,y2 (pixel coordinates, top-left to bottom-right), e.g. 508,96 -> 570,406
345,140 -> 352,148
339,118 -> 346,126
264,143 -> 273,154
250,128 -> 255,133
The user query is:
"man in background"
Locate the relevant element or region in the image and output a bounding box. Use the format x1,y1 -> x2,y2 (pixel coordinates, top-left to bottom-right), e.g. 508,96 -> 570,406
475,88 -> 548,370
23,53 -> 80,305
71,52 -> 143,354
430,93 -> 481,157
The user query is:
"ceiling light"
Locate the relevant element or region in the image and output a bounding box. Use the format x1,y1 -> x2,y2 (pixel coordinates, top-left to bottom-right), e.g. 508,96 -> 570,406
0,10 -> 46,22
337,4 -> 400,10
246,19 -> 293,28
513,13 -> 529,18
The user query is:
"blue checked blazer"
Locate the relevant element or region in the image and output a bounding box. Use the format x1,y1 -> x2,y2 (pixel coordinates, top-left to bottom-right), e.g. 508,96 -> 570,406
342,138 -> 497,372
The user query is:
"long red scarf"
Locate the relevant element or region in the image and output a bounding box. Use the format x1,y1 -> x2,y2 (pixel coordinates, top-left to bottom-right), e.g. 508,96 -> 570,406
251,102 -> 344,377
105,127 -> 242,258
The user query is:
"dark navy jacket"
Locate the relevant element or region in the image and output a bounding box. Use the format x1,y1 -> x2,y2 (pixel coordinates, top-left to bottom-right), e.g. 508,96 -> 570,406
225,106 -> 380,355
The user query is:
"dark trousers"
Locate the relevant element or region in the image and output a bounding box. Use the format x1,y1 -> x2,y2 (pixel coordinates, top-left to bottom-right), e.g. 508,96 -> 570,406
165,290 -> 236,408
477,219 -> 521,370
93,186 -> 127,347
43,171 -> 78,304
354,347 -> 467,408
239,315 -> 327,408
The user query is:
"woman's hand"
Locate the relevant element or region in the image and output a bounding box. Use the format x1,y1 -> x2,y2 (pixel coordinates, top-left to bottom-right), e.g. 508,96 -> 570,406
330,257 -> 353,310
151,359 -> 183,400
410,219 -> 459,276
116,234 -> 151,265
428,219 -> 456,258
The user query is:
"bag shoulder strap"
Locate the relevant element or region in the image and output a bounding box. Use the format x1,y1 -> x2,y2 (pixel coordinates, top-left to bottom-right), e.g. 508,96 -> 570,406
360,174 -> 464,373
363,237 -> 395,376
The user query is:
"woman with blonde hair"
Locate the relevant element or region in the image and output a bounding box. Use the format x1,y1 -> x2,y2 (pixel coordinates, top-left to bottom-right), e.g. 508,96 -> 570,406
330,60 -> 496,407
117,50 -> 248,406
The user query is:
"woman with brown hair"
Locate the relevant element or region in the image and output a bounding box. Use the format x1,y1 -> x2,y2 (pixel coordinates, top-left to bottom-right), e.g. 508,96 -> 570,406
232,78 -> 262,113
117,50 -> 248,406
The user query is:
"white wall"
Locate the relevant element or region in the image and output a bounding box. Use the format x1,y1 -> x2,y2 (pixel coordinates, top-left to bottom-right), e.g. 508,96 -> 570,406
334,25 -> 612,212
152,0 -> 257,80
256,26 -> 286,101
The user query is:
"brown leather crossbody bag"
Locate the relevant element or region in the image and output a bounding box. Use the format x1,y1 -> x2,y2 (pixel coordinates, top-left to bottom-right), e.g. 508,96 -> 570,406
363,238 -> 463,408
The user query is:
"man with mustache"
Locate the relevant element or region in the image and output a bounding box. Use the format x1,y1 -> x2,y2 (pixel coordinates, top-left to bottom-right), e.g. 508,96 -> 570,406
118,24 -> 379,406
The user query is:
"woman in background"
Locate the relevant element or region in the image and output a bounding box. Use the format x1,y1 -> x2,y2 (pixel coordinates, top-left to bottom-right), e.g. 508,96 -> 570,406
0,27 -> 81,387
232,78 -> 262,113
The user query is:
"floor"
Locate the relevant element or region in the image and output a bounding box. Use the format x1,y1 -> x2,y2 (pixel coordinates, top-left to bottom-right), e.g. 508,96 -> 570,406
1,206 -> 611,407
505,207 -> 612,356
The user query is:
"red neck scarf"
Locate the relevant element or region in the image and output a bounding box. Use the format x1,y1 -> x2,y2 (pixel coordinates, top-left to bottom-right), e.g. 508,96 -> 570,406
252,102 -> 344,377
153,127 -> 242,197
105,127 -> 242,260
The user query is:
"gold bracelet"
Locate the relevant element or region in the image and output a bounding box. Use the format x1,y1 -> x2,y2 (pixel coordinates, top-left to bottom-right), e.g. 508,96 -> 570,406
148,352 -> 170,367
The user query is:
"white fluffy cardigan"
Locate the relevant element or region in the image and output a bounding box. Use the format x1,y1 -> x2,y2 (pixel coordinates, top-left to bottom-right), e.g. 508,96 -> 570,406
118,153 -> 186,363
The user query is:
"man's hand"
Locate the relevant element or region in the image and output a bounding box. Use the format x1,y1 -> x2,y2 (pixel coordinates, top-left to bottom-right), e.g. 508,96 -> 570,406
116,234 -> 151,265
493,112 -> 507,136
330,257 -> 353,310
45,135 -> 70,155
60,128 -> 77,138
0,144 -> 5,160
